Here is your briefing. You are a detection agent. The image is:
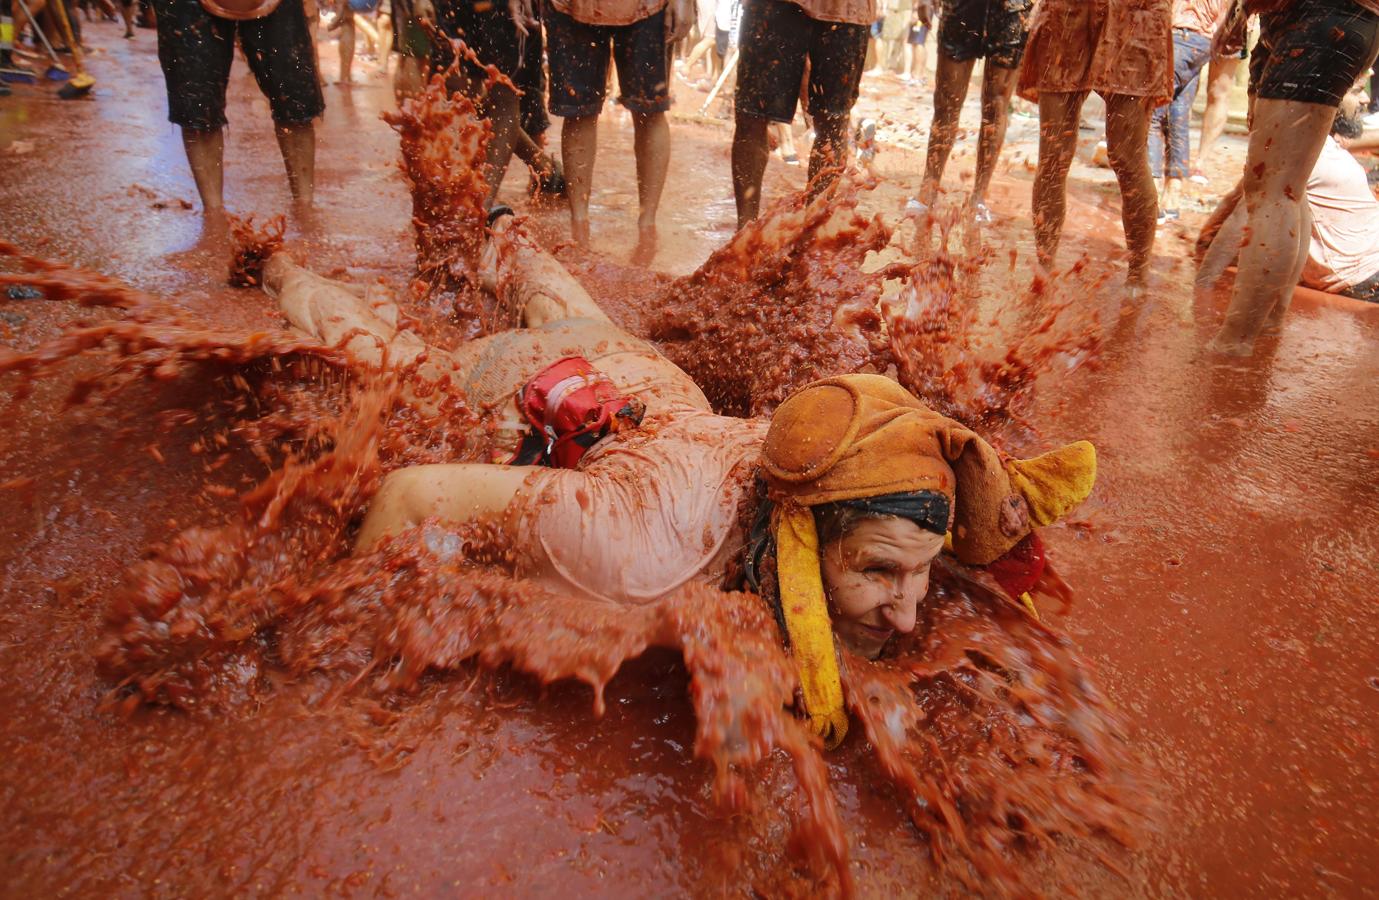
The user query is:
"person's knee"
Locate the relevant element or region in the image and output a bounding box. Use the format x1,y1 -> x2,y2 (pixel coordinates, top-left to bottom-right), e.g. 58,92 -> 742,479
1105,139 -> 1148,179
357,469 -> 421,551
733,111 -> 769,139
631,109 -> 667,131
812,112 -> 848,141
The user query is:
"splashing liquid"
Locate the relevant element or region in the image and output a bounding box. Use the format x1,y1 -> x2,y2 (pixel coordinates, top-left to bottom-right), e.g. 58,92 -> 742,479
0,61 -> 1141,896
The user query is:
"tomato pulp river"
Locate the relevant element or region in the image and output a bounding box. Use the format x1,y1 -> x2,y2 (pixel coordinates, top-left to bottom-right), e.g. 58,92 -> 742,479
2,28 -> 1378,898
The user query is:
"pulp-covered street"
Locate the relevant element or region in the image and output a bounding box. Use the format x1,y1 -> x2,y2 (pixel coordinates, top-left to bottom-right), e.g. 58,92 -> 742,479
2,10 -> 1378,897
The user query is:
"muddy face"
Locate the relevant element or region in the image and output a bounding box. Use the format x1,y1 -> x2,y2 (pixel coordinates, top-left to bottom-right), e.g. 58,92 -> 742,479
821,516 -> 945,659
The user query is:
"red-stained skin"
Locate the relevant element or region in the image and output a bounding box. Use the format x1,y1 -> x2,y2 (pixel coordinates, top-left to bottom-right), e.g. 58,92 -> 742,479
821,518 -> 946,660
1,24 -> 1377,900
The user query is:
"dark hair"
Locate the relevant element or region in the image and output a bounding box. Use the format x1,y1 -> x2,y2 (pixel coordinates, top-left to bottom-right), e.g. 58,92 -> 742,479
813,504 -> 886,547
814,490 -> 951,546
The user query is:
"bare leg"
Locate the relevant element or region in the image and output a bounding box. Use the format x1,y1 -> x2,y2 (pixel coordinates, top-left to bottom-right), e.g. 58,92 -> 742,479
1104,93 -> 1157,284
1263,202 -> 1311,331
357,463 -> 540,551
683,34 -> 713,78
118,0 -> 133,35
512,127 -> 559,181
274,122 -> 316,206
1210,98 -> 1334,355
394,55 -> 423,103
732,112 -> 771,228
1197,56 -> 1240,173
972,63 -> 1019,207
377,15 -> 392,72
338,14 -> 355,83
632,110 -> 670,239
561,113 -> 599,247
181,127 -> 225,213
807,111 -> 849,196
1031,90 -> 1086,270
1194,181 -> 1244,290
774,121 -> 797,160
919,54 -> 976,206
1162,176 -> 1182,211
450,69 -> 520,203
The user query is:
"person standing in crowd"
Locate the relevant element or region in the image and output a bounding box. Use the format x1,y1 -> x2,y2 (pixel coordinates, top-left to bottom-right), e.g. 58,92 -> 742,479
866,0 -> 911,75
1017,0 -> 1172,285
389,0 -> 429,99
512,24 -> 566,199
429,0 -> 560,205
732,0 -> 875,228
1197,82 -> 1379,304
910,0 -> 1032,224
1193,0 -> 1247,183
1147,0 -> 1232,223
542,0 -> 694,252
901,1 -> 936,85
1205,0 -> 1379,355
334,0 -> 380,84
151,0 -> 324,213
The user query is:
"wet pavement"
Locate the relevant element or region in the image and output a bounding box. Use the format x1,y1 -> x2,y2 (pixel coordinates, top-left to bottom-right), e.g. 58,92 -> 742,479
2,20 -> 1379,898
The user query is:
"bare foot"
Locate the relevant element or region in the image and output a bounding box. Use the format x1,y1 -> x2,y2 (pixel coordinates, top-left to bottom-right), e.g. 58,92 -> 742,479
570,214 -> 590,249
1206,331 -> 1254,357
1262,300 -> 1292,333
631,226 -> 658,267
1125,267 -> 1148,298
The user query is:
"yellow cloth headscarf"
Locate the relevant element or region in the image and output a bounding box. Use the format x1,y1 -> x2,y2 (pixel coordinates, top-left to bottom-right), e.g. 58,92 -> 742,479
761,375 -> 1096,749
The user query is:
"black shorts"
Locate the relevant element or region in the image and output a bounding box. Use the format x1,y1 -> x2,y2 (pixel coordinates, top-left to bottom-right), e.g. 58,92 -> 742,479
937,0 -> 1031,69
544,4 -> 670,117
517,21 -> 550,138
735,0 -> 868,124
1249,0 -> 1379,106
1339,268 -> 1379,302
390,0 -> 431,57
432,0 -> 523,77
151,0 -> 324,130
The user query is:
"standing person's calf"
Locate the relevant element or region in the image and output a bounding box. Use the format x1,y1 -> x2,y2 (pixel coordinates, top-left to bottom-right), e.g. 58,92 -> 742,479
544,0 -> 692,252
732,0 -> 872,228
151,0 -> 324,212
1208,0 -> 1379,356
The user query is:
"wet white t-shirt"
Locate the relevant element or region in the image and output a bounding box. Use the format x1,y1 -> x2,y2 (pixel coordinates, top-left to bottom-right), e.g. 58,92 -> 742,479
1302,137 -> 1379,294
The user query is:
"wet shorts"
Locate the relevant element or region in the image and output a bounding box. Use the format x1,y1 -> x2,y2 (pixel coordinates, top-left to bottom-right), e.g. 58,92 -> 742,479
1249,0 -> 1379,106
938,0 -> 1032,69
432,0 -> 523,77
1339,268 -> 1379,302
735,0 -> 869,125
390,0 -> 430,58
517,23 -> 550,138
544,4 -> 671,118
151,0 -> 324,130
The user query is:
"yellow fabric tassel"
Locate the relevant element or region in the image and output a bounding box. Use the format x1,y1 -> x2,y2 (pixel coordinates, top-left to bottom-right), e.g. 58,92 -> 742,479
773,504 -> 849,749
1006,440 -> 1097,528
1019,592 -> 1040,621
